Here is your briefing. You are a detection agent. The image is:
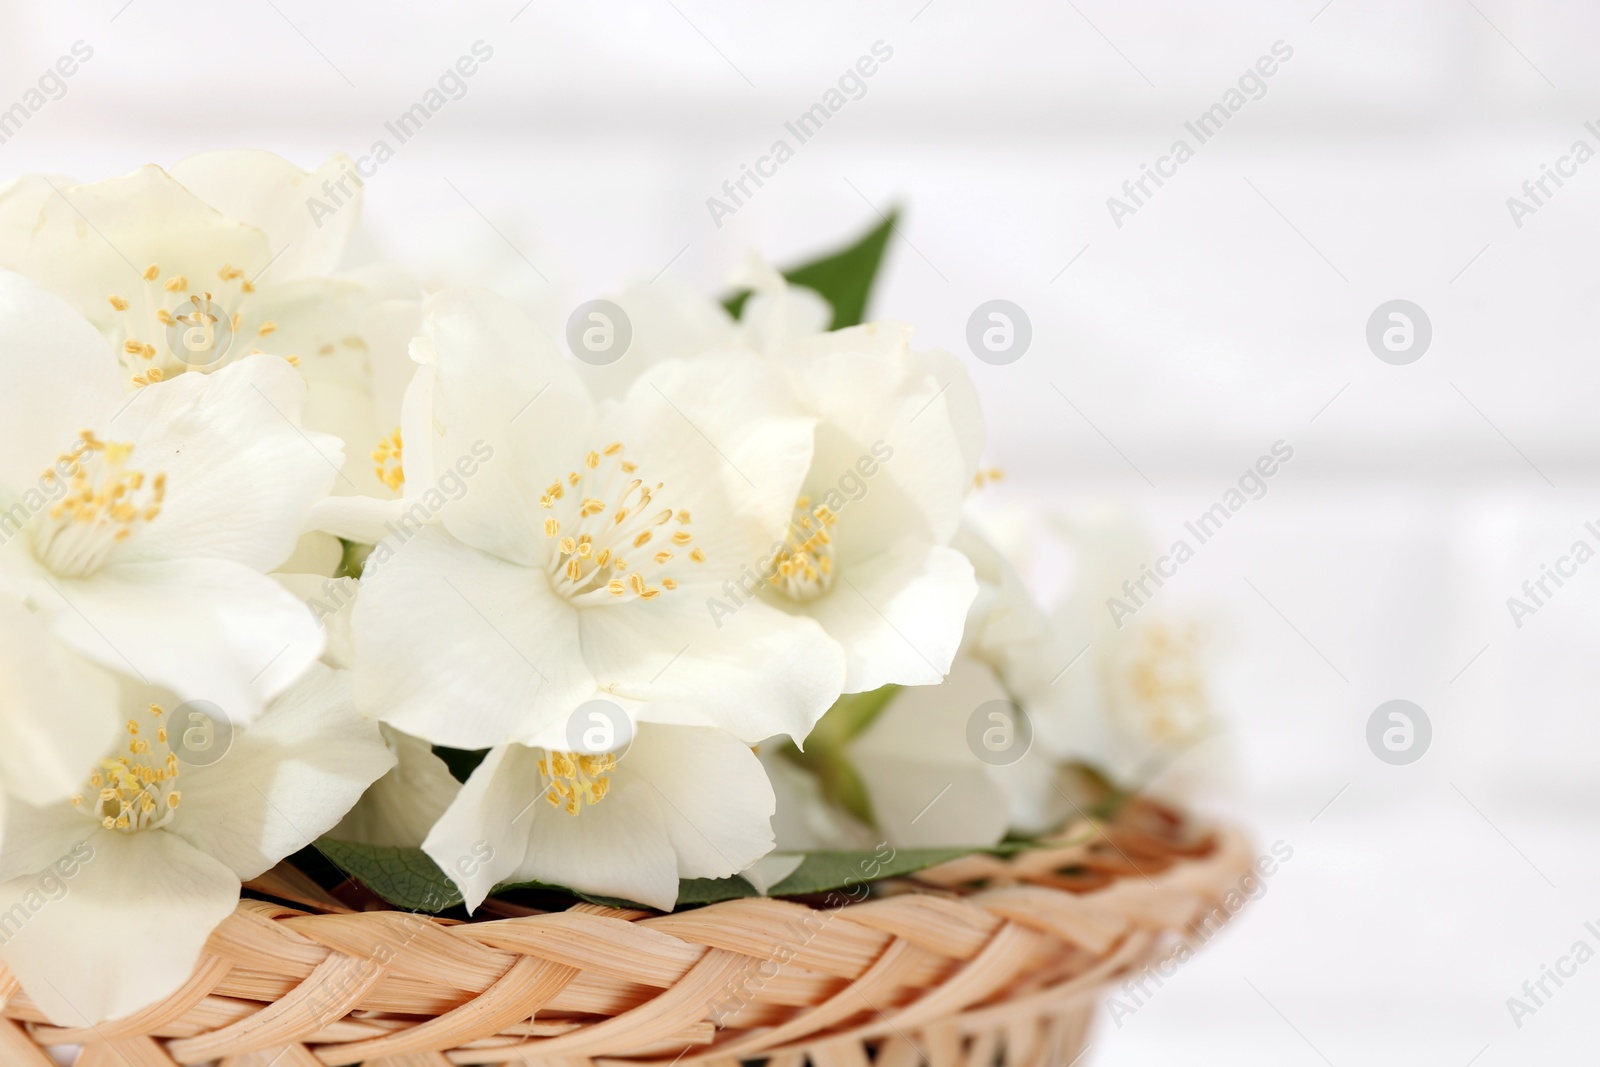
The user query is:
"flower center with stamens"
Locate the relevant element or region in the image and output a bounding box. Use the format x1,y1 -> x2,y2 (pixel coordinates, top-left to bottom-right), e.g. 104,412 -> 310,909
72,704 -> 181,833
30,432 -> 165,578
372,427 -> 404,491
538,442 -> 704,604
537,750 -> 615,816
107,262 -> 294,388
767,496 -> 836,601
1119,622 -> 1209,743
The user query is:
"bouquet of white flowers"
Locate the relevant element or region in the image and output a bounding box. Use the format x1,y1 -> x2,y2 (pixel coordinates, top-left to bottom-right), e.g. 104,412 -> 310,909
0,152 -> 1237,1060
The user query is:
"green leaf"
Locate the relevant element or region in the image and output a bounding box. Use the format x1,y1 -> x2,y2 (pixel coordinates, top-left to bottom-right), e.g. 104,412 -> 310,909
724,210 -> 899,330
660,876 -> 757,906
315,839 -> 463,913
767,847 -> 975,897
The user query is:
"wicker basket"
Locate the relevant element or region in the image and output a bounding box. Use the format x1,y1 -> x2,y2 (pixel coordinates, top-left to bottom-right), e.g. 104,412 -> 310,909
0,801 -> 1253,1067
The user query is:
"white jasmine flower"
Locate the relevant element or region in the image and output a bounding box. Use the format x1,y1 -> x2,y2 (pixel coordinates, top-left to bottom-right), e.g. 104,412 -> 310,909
1026,506 -> 1217,786
0,151 -> 418,495
0,664 -> 394,1025
610,266 -> 984,693
0,271 -> 341,720
352,288 -> 844,751
425,723 -> 773,912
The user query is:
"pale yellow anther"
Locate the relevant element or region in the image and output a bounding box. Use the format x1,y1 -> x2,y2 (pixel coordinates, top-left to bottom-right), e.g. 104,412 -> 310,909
371,427 -> 404,491
544,518 -> 560,537
258,321 -> 277,337
142,264 -> 160,281
633,531 -> 652,547
163,275 -> 187,293
109,295 -> 129,311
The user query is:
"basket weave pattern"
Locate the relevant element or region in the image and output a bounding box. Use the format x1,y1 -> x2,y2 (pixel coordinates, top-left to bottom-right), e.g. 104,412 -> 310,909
0,807 -> 1253,1067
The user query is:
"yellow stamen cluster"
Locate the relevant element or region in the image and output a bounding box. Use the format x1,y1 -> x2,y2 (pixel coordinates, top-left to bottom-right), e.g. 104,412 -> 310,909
768,496 -> 836,601
73,704 -> 181,832
973,467 -> 1005,490
539,442 -> 703,604
371,427 -> 405,491
106,262 -> 279,386
1119,621 -> 1210,744
538,751 -> 616,815
33,433 -> 165,577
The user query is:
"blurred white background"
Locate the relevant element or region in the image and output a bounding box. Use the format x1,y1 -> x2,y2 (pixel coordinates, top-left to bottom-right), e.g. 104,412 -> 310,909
5,0 -> 1599,1061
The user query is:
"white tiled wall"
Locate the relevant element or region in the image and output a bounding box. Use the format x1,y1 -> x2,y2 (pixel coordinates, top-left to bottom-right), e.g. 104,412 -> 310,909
6,1 -> 1598,1061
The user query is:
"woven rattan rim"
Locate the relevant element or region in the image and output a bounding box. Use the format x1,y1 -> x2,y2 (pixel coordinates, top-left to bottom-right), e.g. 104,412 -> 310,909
0,801 -> 1255,1066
